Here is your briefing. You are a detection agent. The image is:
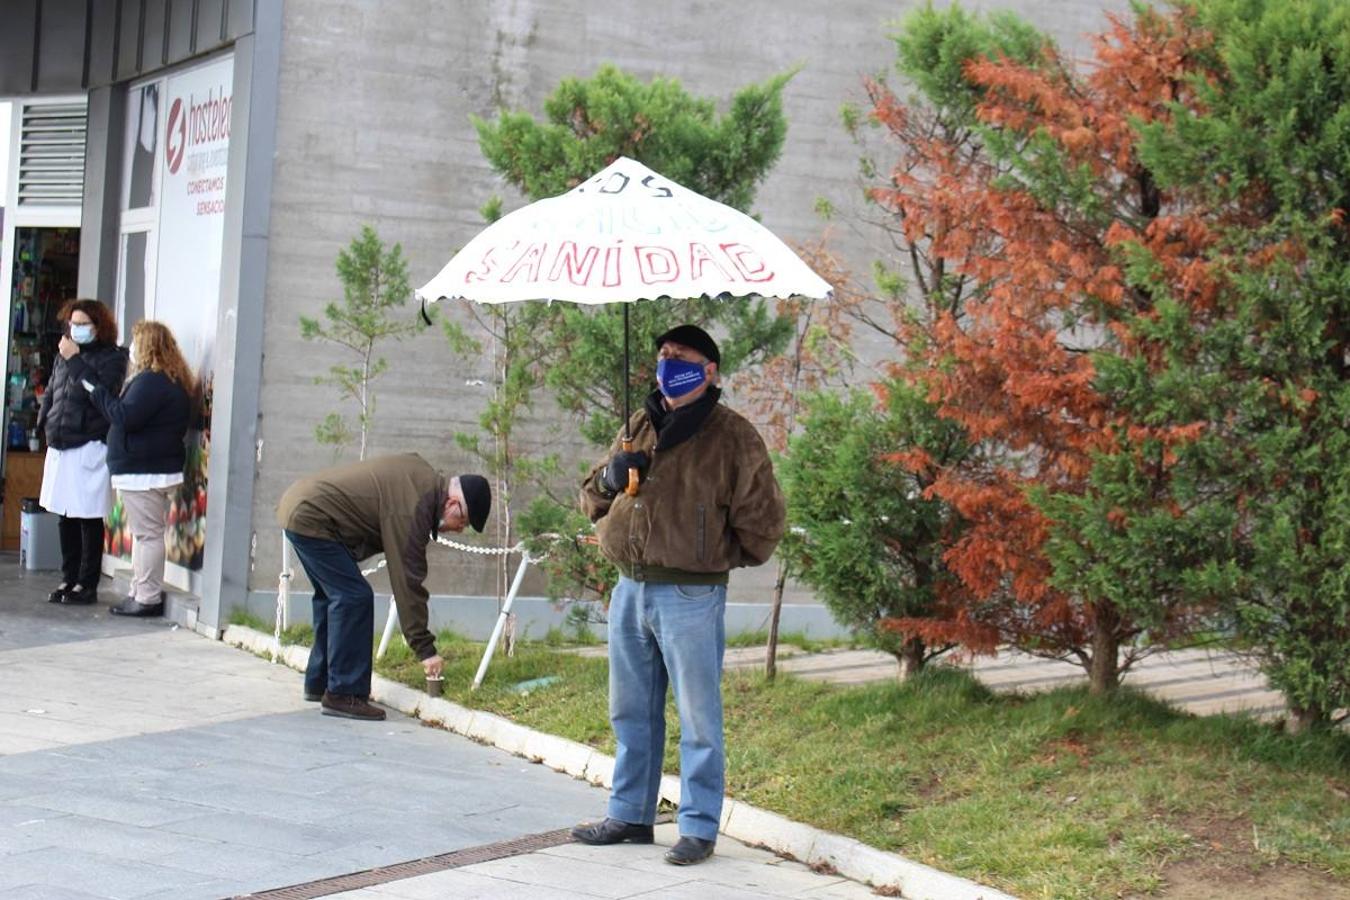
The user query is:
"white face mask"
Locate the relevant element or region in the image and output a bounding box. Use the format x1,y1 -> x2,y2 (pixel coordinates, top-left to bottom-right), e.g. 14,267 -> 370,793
70,323 -> 95,345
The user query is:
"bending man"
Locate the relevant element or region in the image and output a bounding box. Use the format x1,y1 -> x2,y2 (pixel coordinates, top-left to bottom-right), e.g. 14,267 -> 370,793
277,454 -> 490,721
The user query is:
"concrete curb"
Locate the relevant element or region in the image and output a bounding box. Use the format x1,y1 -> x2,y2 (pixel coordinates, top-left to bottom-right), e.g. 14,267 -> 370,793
221,625 -> 1016,900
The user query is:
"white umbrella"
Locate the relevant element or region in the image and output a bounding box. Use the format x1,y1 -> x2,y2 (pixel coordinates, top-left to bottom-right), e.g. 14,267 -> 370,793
417,155 -> 832,489
417,155 -> 832,306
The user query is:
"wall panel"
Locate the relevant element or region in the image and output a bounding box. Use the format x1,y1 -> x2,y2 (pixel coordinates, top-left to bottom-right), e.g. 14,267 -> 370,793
0,3 -> 39,94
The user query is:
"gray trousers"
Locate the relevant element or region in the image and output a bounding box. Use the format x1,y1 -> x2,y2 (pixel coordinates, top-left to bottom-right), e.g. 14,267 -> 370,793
121,487 -> 175,604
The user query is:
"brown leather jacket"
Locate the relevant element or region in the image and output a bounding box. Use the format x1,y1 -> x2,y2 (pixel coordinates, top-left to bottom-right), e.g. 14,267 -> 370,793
581,401 -> 785,584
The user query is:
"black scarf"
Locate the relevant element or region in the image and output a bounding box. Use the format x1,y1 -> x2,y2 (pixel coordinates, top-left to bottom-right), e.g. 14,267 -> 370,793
643,386 -> 721,452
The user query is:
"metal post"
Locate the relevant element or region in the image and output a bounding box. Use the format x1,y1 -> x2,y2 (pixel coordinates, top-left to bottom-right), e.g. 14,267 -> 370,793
376,598 -> 399,659
619,303 -> 639,495
472,552 -> 532,690
622,303 -> 631,441
275,536 -> 292,660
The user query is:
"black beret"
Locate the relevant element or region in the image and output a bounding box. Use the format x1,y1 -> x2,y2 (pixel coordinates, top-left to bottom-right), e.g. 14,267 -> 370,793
654,324 -> 720,366
457,474 -> 491,533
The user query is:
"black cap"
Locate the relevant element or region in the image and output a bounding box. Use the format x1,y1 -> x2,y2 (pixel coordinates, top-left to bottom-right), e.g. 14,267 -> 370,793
457,474 -> 491,533
654,324 -> 720,366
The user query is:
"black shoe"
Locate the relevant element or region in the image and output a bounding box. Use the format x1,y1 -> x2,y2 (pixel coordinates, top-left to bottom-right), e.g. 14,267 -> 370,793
48,583 -> 72,603
664,836 -> 715,866
570,818 -> 654,845
320,692 -> 386,721
60,585 -> 97,605
110,597 -> 165,617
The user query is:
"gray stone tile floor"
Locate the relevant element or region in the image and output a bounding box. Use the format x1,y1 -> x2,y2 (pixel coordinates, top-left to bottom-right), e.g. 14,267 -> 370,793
1,557 -> 879,899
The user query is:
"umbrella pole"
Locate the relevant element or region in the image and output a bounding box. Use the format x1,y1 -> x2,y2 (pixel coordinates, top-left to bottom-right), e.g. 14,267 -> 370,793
623,303 -> 631,442
621,304 -> 640,496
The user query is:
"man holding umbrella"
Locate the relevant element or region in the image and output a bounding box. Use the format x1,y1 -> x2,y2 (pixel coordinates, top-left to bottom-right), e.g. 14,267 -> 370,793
572,324 -> 786,865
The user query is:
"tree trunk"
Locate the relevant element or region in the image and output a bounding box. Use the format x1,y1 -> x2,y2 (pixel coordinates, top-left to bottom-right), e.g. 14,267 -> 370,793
764,559 -> 788,681
1088,604 -> 1122,695
896,557 -> 933,683
897,636 -> 926,682
1284,705 -> 1326,735
359,347 -> 371,461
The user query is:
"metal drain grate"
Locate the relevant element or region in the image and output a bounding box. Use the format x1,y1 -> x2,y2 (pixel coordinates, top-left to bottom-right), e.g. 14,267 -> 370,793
231,827 -> 575,899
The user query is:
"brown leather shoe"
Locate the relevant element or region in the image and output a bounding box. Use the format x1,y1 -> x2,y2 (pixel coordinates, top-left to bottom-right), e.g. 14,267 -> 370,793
320,692 -> 386,721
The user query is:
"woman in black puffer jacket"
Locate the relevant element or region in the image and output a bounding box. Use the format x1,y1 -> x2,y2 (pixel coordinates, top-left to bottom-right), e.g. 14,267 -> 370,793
37,299 -> 128,605
85,320 -> 193,617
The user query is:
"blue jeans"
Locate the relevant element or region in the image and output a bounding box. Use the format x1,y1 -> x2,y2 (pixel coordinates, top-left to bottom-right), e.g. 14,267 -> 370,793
606,576 -> 727,841
285,530 -> 375,698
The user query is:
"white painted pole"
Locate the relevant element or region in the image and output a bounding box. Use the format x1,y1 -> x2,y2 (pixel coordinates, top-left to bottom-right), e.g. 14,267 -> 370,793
275,536 -> 292,661
472,552 -> 532,690
376,598 -> 399,659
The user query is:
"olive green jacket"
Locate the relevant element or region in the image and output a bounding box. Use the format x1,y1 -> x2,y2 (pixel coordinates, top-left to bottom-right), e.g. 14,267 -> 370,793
277,453 -> 445,660
581,402 -> 785,584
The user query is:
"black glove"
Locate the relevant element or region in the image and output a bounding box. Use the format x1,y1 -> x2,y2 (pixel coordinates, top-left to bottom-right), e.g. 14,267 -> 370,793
601,450 -> 650,495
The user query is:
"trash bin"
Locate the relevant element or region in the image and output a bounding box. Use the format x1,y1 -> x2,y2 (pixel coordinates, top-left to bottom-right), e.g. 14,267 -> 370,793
20,498 -> 63,571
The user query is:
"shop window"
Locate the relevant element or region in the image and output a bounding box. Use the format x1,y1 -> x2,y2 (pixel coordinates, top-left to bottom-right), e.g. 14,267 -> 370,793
118,231 -> 151,335
122,82 -> 161,212
2,228 -> 80,550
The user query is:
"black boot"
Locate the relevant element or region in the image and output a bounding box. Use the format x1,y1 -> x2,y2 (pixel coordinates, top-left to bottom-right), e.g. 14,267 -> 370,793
570,818 -> 654,845
664,836 -> 715,865
56,516 -> 83,600
77,517 -> 104,592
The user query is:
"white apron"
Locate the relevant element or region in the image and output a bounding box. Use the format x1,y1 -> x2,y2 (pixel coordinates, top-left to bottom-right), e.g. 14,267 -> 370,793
39,441 -> 113,519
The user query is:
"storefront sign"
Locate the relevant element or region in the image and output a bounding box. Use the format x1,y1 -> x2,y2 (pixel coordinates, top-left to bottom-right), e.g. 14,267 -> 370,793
156,55 -> 231,571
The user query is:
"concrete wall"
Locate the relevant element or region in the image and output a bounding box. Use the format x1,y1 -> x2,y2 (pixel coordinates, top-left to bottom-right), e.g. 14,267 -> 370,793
241,591 -> 855,643
246,0 -> 1130,625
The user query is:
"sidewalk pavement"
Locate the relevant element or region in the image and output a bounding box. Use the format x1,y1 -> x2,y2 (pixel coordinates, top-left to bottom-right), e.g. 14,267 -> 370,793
770,648 -> 1280,719
716,645 -> 1279,719
1,557 -> 881,900
569,642 -> 1280,719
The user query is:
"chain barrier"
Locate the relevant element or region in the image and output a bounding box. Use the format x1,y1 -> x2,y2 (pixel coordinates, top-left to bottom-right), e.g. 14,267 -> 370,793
356,532 -> 578,576
359,539 -> 522,576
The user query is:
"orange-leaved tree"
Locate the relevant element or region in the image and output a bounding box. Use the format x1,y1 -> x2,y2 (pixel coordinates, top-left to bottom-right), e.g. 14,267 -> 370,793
865,3 -> 1224,692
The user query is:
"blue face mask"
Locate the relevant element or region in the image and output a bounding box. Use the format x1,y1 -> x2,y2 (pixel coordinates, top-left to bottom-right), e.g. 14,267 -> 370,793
70,324 -> 96,345
656,358 -> 707,399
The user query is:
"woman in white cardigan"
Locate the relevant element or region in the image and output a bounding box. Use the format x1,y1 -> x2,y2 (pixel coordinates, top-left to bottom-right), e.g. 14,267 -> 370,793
37,299 -> 128,605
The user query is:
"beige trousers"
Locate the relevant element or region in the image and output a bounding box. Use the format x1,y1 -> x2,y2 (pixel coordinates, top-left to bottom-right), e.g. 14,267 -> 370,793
121,487 -> 175,604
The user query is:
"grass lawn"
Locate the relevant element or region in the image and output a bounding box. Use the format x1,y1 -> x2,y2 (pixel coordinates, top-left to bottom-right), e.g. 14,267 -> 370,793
232,612 -> 1349,899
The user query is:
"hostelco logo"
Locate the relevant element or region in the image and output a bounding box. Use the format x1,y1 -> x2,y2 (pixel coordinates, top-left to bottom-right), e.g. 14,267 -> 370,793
165,86 -> 232,174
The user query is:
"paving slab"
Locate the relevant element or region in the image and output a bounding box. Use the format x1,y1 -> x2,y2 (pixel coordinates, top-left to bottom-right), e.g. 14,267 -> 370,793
541,829 -> 858,896
2,886 -> 120,900
0,846 -> 218,899
364,873 -> 599,899
2,813 -> 223,862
